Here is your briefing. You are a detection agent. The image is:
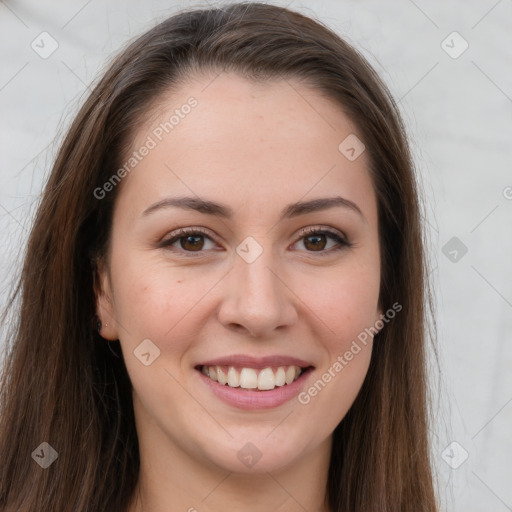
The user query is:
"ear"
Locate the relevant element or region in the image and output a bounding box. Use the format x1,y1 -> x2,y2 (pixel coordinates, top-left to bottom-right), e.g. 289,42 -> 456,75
93,258 -> 119,341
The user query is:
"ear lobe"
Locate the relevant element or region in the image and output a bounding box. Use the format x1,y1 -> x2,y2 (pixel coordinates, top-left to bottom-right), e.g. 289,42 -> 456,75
93,259 -> 119,341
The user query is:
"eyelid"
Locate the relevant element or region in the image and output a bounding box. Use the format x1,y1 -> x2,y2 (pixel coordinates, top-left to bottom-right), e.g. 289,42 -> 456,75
158,226 -> 219,251
159,225 -> 213,241
159,224 -> 351,256
297,225 -> 348,241
292,225 -> 351,255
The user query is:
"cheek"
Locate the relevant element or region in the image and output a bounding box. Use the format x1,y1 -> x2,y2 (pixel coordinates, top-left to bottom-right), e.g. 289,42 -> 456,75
302,260 -> 380,345
109,251 -> 199,350
296,268 -> 377,425
303,258 -> 379,423
110,259 -> 201,410
299,341 -> 372,435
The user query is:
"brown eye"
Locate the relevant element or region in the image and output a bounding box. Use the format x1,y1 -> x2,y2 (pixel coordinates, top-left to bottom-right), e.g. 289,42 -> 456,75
160,228 -> 216,256
160,227 -> 351,258
295,228 -> 351,256
303,233 -> 328,251
180,234 -> 205,251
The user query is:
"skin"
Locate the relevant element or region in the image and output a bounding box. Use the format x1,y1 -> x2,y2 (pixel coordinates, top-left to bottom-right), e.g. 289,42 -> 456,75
95,71 -> 383,512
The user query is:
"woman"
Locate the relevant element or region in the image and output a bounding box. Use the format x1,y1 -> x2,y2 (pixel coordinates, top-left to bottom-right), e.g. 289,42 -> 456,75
0,2 -> 440,511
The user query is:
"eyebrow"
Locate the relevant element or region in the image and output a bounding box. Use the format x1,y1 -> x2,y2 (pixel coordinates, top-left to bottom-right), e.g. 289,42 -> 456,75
141,195 -> 365,222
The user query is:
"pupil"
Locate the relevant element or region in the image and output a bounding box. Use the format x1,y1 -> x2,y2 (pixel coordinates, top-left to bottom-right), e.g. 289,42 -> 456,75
179,234 -> 327,252
182,235 -> 203,251
306,234 -> 325,251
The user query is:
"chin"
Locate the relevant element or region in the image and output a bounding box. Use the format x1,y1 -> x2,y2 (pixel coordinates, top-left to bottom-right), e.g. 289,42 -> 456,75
200,433 -> 312,475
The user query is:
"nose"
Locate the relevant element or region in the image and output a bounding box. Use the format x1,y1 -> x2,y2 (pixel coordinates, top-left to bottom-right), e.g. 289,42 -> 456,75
217,245 -> 298,338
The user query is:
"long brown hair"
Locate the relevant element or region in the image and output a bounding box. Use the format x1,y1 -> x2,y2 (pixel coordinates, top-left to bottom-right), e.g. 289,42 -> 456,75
0,2 -> 440,510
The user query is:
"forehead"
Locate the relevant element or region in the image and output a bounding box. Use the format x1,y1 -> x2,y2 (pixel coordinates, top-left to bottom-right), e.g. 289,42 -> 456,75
116,71 -> 377,226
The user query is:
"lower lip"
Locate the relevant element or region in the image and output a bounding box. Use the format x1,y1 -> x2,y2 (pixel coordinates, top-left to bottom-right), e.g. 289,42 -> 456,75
197,367 -> 313,410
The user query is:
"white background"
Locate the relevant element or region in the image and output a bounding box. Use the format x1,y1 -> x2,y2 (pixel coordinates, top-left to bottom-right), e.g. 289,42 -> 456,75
0,1 -> 511,511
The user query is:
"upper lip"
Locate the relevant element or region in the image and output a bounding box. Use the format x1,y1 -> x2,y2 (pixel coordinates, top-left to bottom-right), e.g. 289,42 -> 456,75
196,354 -> 314,370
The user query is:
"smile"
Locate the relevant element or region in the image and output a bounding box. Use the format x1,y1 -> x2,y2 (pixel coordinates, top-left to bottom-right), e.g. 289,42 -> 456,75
200,364 -> 304,391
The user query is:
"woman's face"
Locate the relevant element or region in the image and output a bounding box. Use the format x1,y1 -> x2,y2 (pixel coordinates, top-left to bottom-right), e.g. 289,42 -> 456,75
96,72 -> 382,475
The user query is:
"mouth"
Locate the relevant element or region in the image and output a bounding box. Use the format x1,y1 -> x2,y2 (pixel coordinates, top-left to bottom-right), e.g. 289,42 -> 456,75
195,364 -> 314,392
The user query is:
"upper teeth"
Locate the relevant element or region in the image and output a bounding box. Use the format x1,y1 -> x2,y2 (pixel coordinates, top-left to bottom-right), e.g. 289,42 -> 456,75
201,365 -> 303,390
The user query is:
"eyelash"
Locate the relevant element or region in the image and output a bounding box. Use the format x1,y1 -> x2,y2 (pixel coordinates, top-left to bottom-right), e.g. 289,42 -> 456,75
159,226 -> 352,257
